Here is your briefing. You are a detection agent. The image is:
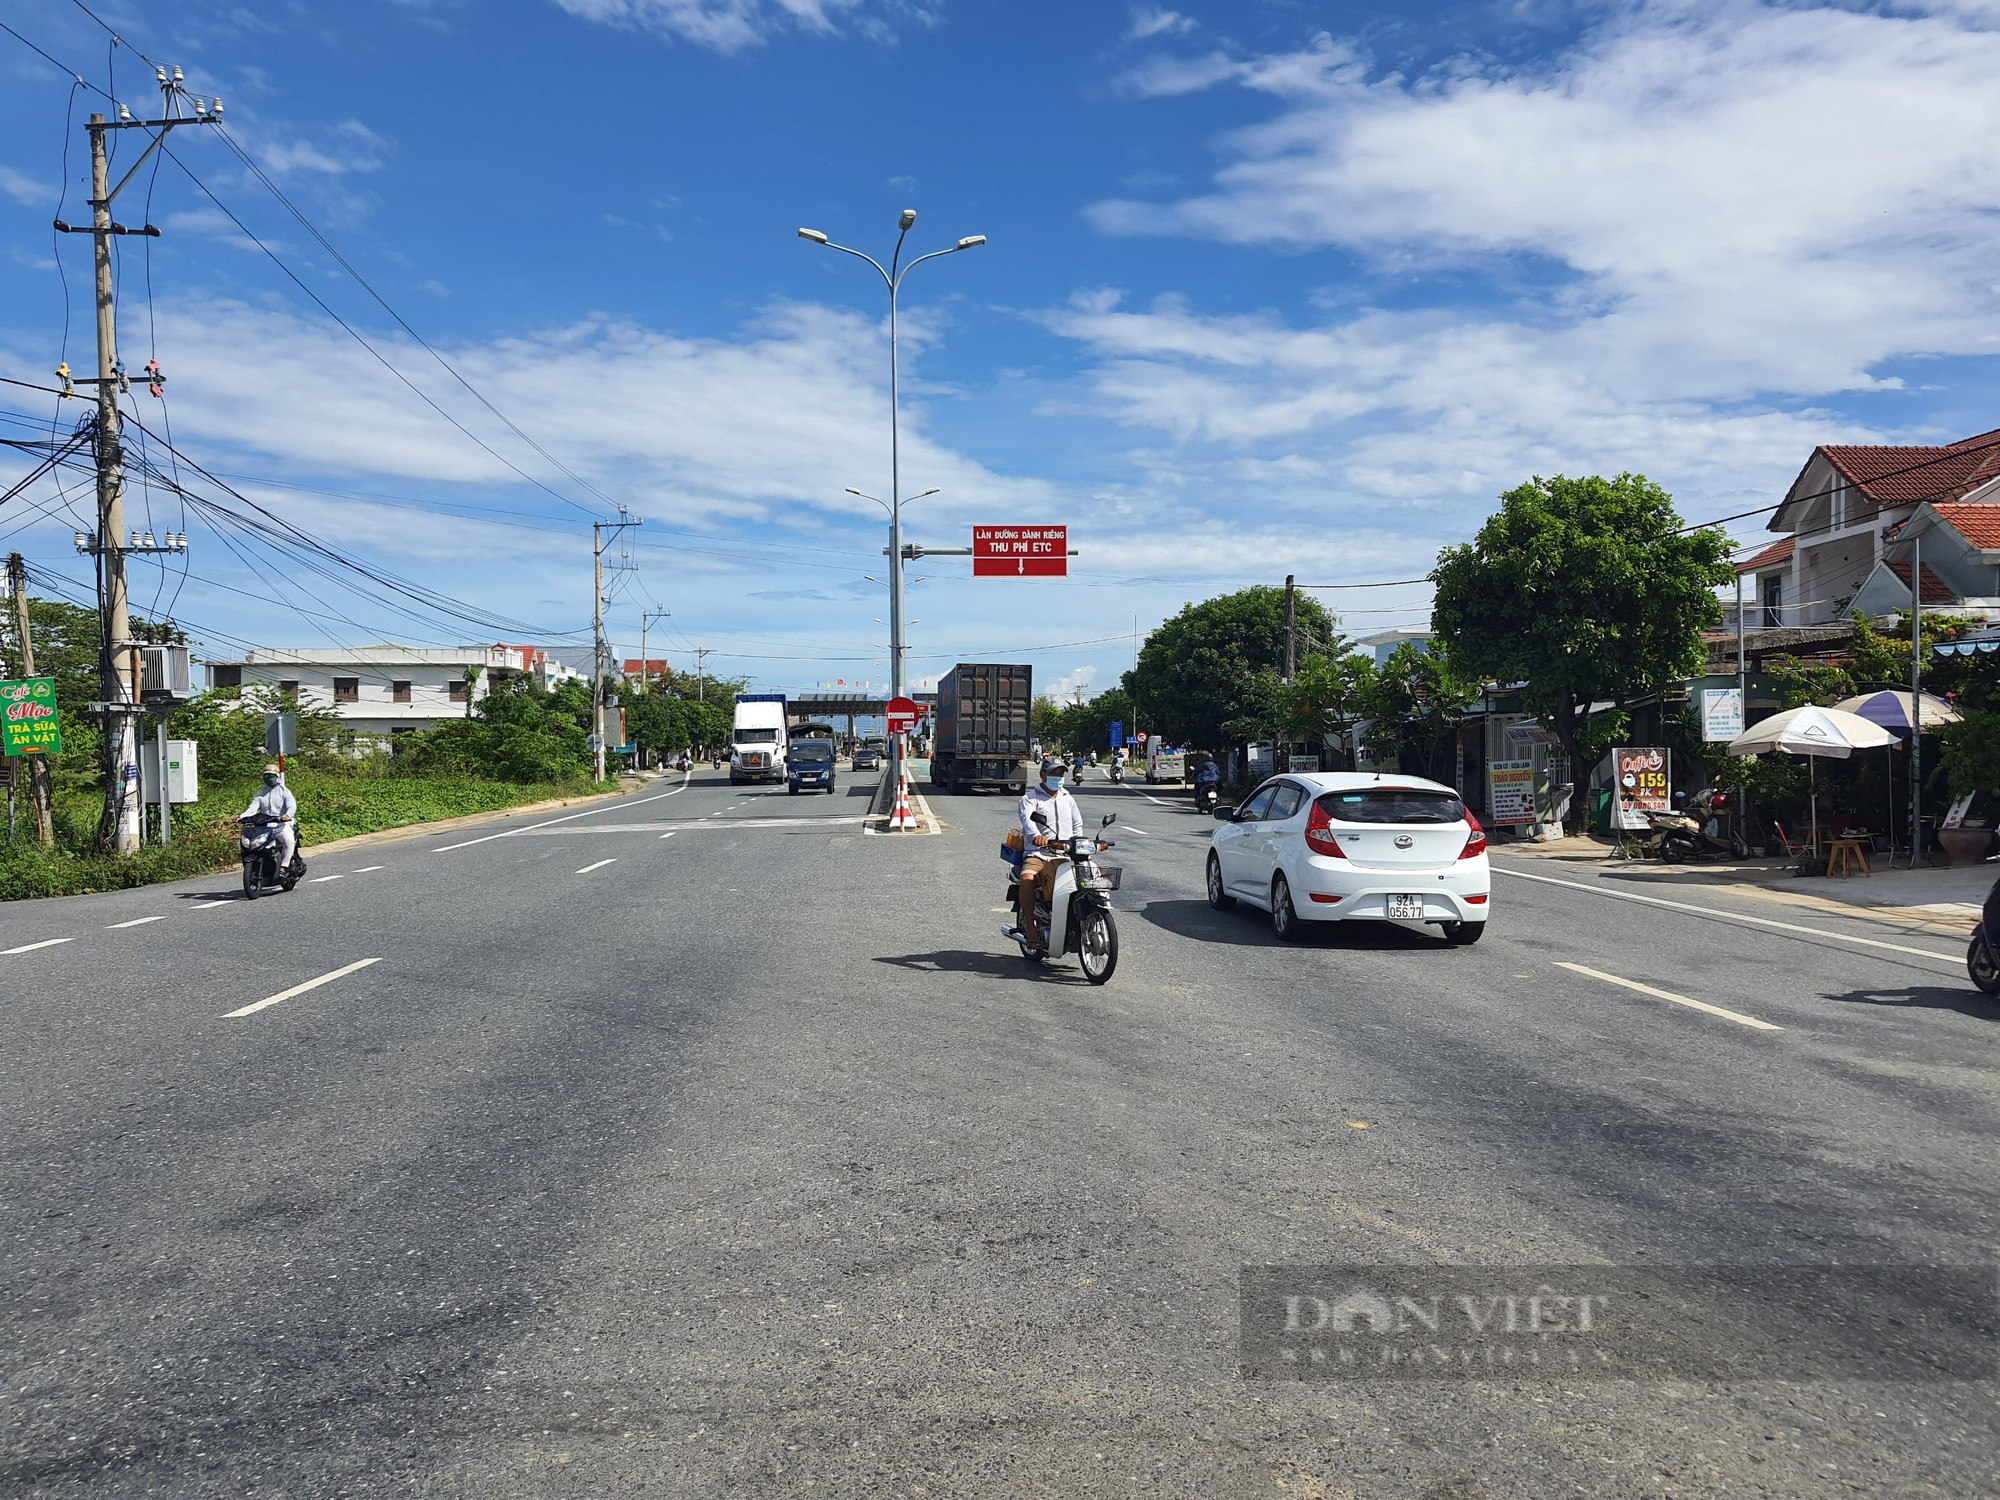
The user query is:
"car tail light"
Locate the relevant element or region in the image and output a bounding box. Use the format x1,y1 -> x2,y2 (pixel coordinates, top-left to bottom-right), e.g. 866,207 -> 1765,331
1309,892 -> 1343,904
1304,799 -> 1346,857
1465,893 -> 1489,904
1459,812 -> 1487,860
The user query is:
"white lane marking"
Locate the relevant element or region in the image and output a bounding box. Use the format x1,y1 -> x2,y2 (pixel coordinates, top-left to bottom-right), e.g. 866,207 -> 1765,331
1555,962 -> 1783,1032
1493,865 -> 1961,964
354,865 -> 385,873
435,784 -> 689,852
659,831 -> 676,839
576,858 -> 617,874
190,900 -> 231,910
1119,826 -> 1150,836
107,915 -> 167,930
3,937 -> 72,955
225,957 -> 381,1019
309,874 -> 344,883
1141,793 -> 1174,808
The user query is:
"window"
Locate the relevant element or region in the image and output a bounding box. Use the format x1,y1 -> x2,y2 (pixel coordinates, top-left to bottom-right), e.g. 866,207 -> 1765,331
737,728 -> 779,744
333,677 -> 359,704
278,680 -> 299,696
448,679 -> 469,703
1268,783 -> 1307,822
209,664 -> 241,689
1761,574 -> 1783,629
1319,788 -> 1465,824
1237,785 -> 1279,822
392,681 -> 412,704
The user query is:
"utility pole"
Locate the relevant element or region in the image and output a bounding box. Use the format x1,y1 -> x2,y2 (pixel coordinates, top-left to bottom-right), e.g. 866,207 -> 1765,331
591,509 -> 640,782
1911,533 -> 1923,870
5,553 -> 54,848
55,73 -> 218,853
695,647 -> 712,702
1283,574 -> 1297,683
639,609 -> 671,693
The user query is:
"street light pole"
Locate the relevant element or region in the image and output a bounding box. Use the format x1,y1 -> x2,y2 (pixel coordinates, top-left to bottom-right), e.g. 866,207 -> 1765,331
800,213 -> 985,778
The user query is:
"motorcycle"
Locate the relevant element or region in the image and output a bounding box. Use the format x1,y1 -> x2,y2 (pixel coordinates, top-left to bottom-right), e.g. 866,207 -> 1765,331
1109,759 -> 1125,785
239,812 -> 305,900
1195,780 -> 1221,816
1070,755 -> 1086,784
1967,866 -> 2000,996
1647,789 -> 1746,863
1004,810 -> 1121,984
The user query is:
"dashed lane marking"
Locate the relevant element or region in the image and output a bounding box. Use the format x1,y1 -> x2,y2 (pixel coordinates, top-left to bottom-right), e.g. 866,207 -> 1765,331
225,957 -> 382,1019
1555,961 -> 1783,1032
354,865 -> 385,873
659,831 -> 676,839
310,874 -> 345,883
1493,864 -> 1961,964
4,937 -> 72,955
436,776 -> 690,852
576,858 -> 618,874
190,900 -> 231,910
107,915 -> 167,929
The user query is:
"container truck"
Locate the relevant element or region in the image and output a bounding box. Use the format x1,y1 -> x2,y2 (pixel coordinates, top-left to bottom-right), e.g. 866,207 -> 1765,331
929,663 -> 1031,795
730,693 -> 789,785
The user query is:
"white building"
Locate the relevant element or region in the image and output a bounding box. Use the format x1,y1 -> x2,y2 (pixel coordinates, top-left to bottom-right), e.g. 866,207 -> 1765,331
204,643 -> 583,741
1353,626 -> 1435,665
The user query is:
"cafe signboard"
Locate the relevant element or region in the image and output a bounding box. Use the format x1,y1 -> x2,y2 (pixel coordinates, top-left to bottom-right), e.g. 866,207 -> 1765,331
1,677 -> 61,757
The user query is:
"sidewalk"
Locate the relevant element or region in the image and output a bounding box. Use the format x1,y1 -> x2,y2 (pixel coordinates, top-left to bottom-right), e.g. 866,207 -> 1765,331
1494,832 -> 1991,932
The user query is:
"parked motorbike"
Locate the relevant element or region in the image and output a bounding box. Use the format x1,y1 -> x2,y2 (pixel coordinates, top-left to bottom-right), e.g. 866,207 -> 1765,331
1004,810 -> 1121,984
1647,789 -> 1746,862
239,811 -> 304,900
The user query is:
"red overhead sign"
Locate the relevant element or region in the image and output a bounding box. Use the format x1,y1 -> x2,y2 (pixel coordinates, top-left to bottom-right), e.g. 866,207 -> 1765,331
973,525 -> 1067,577
885,695 -> 920,734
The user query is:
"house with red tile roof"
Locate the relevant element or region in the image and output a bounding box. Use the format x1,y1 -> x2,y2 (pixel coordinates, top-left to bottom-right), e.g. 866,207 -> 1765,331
1744,428 -> 2000,626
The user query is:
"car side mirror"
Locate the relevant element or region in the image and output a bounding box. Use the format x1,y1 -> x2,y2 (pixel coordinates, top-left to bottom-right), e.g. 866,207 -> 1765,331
1214,805 -> 1234,821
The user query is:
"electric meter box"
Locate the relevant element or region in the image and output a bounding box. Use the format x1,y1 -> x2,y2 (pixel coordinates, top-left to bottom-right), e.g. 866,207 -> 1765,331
140,739 -> 199,803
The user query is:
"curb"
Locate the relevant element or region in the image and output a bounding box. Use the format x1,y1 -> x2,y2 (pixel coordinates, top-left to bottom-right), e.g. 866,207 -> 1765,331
297,776 -> 648,858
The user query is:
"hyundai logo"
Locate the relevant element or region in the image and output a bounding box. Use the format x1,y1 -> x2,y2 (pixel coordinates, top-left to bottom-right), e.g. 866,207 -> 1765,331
1394,834 -> 1415,849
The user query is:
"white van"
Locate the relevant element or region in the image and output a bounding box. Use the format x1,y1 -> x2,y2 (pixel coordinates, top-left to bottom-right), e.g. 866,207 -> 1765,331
730,694 -> 789,785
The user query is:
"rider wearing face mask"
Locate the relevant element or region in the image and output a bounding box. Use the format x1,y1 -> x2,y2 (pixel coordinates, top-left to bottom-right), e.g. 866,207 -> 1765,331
1015,754 -> 1084,952
242,763 -> 299,873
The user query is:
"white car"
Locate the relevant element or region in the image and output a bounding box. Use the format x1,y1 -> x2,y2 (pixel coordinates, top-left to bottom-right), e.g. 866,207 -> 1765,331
1205,771 -> 1490,944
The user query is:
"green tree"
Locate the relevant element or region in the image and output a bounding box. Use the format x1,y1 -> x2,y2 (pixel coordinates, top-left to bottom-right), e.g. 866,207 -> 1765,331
1432,473 -> 1733,829
1359,643 -> 1475,782
1128,586 -> 1339,754
1283,651 -> 1376,767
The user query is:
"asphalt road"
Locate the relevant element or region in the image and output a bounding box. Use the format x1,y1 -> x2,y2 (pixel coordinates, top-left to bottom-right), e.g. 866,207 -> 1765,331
4,765 -> 1997,1497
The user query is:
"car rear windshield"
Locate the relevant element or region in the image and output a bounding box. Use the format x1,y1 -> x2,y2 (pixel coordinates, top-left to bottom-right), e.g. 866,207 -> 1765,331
1317,788 -> 1465,824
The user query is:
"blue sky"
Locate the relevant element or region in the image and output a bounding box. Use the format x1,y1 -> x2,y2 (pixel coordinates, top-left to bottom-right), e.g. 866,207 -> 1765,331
4,0 -> 2000,704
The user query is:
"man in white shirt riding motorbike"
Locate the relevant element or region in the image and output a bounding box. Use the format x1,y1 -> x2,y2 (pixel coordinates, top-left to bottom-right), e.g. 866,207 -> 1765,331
241,763 -> 299,873
1014,755 -> 1084,954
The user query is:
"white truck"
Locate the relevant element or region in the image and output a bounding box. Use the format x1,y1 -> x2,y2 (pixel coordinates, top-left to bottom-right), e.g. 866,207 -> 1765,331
730,693 -> 789,785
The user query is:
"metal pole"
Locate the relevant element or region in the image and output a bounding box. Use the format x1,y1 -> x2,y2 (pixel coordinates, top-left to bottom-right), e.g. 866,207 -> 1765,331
592,520 -> 606,783
157,709 -> 171,846
1911,532 -> 1922,870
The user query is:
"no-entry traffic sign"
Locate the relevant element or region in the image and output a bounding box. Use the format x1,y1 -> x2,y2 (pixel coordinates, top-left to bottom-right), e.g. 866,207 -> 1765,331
885,695 -> 920,734
973,525 -> 1067,577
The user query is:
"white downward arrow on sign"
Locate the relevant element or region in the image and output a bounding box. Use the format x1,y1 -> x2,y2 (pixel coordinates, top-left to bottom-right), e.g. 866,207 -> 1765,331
1018,558 -> 1024,574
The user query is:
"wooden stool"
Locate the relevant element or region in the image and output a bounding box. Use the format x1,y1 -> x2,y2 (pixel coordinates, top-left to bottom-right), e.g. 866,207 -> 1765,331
1826,837 -> 1870,878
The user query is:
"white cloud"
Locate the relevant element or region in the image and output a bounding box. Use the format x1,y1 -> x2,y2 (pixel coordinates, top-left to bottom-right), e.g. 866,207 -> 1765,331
1062,2 -> 2000,537
548,0 -> 938,53
1128,7 -> 1196,42
0,165 -> 56,206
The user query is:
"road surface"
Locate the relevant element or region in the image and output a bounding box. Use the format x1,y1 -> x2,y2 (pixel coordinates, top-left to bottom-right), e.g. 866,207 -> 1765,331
4,767 -> 1996,1496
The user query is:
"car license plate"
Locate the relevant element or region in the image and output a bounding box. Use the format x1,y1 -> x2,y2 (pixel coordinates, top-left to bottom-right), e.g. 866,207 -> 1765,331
1387,895 -> 1424,920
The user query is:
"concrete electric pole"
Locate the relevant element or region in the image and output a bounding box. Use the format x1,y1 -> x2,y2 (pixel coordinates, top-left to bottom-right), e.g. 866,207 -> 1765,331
1283,574 -> 1297,684
591,509 -> 640,782
55,74 -> 218,853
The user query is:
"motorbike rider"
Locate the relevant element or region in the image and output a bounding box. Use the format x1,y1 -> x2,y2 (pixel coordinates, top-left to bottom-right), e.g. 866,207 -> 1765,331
1014,755 -> 1085,954
241,763 -> 299,873
1193,752 -> 1223,803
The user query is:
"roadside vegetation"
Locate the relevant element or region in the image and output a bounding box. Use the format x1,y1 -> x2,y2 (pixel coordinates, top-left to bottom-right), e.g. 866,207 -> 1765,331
1,593 -> 633,901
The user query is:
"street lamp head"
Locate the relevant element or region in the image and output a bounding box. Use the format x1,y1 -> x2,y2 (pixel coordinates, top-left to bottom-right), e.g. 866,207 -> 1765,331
898,209 -> 917,230
956,235 -> 987,250
797,227 -> 830,245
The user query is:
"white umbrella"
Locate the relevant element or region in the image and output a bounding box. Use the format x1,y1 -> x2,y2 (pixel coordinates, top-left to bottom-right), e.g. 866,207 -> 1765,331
1727,705 -> 1894,856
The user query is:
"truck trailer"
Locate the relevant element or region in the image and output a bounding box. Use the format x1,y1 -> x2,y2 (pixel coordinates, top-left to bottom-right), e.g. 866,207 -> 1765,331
929,663 -> 1031,795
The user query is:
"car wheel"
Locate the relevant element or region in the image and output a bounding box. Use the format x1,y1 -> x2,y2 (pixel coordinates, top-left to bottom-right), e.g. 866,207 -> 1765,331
1206,853 -> 1236,911
788,784 -> 799,795
1442,920 -> 1486,946
1271,872 -> 1303,942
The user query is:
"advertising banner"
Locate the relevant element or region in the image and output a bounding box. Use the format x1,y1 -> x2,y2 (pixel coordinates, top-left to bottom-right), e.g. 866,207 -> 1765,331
1614,746 -> 1672,830
1,677 -> 61,756
1700,688 -> 1745,742
1488,760 -> 1536,826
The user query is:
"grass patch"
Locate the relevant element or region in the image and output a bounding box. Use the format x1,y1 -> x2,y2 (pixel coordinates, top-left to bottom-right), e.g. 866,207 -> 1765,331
1,771 -> 616,901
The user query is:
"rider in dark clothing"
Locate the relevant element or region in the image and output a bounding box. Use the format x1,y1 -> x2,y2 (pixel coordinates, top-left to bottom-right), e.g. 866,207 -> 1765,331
1193,756 -> 1222,788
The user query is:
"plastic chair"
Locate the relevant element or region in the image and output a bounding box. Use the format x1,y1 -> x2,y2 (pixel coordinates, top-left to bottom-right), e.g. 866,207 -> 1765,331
1770,820 -> 1810,857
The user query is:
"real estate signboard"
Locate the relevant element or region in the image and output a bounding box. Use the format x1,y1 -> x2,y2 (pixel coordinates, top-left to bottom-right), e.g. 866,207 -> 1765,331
1,677 -> 61,757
